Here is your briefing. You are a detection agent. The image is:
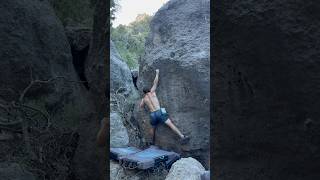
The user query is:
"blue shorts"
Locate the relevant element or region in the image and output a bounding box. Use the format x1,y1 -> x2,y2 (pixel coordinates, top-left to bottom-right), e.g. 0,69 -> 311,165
150,108 -> 169,127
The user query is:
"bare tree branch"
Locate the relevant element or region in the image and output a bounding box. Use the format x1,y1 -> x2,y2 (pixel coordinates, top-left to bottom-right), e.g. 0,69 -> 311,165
20,117 -> 37,159
0,117 -> 22,125
0,67 -> 83,178
19,68 -> 87,103
0,126 -> 22,133
15,103 -> 50,128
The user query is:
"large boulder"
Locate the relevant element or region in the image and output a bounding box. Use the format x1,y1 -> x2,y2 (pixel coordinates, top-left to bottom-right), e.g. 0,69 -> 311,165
73,0 -> 108,179
85,0 -> 108,118
135,0 -> 210,167
65,26 -> 92,89
0,0 -> 93,126
110,112 -> 129,147
0,0 -> 99,179
165,157 -> 205,180
110,40 -> 140,146
110,41 -> 137,96
213,0 -> 320,179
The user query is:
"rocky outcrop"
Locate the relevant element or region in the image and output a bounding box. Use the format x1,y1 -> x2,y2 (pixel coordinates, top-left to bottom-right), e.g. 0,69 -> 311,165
110,112 -> 129,147
0,163 -> 35,180
135,0 -> 210,167
0,0 -> 93,132
165,157 -> 205,180
200,171 -> 210,180
65,27 -> 92,89
110,160 -> 168,180
0,0 -> 92,117
0,0 -> 101,179
72,0 -> 108,179
65,27 -> 92,51
110,41 -> 137,97
85,0 -> 108,118
213,0 -> 320,179
110,41 -> 140,147
110,161 -> 142,180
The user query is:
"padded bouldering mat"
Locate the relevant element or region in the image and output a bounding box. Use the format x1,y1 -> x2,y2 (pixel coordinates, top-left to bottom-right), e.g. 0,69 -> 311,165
118,145 -> 180,170
110,146 -> 142,161
110,146 -> 180,170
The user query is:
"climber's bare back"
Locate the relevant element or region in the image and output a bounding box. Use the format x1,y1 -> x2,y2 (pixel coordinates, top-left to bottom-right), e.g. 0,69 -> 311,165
139,69 -> 189,144
143,92 -> 160,112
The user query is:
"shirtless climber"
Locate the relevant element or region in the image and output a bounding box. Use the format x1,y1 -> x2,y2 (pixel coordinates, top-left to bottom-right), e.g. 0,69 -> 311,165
139,69 -> 190,144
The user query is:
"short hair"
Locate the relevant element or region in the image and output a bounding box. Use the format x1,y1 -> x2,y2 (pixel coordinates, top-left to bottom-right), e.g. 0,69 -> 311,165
143,87 -> 150,94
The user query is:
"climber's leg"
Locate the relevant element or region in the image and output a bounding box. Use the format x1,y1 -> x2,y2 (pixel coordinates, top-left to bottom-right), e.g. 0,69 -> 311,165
150,127 -> 156,144
149,111 -> 159,145
164,119 -> 184,138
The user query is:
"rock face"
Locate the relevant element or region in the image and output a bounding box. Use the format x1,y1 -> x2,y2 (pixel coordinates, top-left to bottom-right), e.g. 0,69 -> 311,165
135,0 -> 210,167
110,41 -> 140,147
110,41 -> 137,97
213,0 -> 320,179
85,0 -> 108,118
65,27 -> 92,89
0,163 -> 35,180
201,171 -> 210,180
71,1 -> 108,179
0,0 -> 93,125
65,27 -> 92,52
110,112 -> 129,147
0,0 -> 100,179
165,157 -> 205,180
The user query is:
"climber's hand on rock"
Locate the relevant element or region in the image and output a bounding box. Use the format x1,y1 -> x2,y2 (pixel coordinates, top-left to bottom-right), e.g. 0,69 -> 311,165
156,69 -> 159,74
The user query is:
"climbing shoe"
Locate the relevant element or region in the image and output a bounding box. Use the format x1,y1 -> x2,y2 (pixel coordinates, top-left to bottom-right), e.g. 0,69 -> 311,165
180,135 -> 190,144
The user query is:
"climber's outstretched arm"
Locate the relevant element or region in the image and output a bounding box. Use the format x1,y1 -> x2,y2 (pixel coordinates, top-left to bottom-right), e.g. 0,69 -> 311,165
150,69 -> 159,92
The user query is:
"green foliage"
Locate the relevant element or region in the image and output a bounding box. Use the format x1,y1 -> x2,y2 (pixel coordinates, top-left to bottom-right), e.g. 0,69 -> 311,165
111,14 -> 152,69
49,0 -> 95,27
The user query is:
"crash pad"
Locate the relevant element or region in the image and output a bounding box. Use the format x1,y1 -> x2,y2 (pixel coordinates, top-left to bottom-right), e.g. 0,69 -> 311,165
110,146 -> 142,161
110,146 -> 180,170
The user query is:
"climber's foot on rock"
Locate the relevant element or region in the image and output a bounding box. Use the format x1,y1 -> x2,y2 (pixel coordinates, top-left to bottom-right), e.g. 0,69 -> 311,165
180,135 -> 190,144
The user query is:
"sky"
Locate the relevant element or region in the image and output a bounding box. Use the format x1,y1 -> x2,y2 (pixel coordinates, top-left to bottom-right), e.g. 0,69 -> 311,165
113,0 -> 169,27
